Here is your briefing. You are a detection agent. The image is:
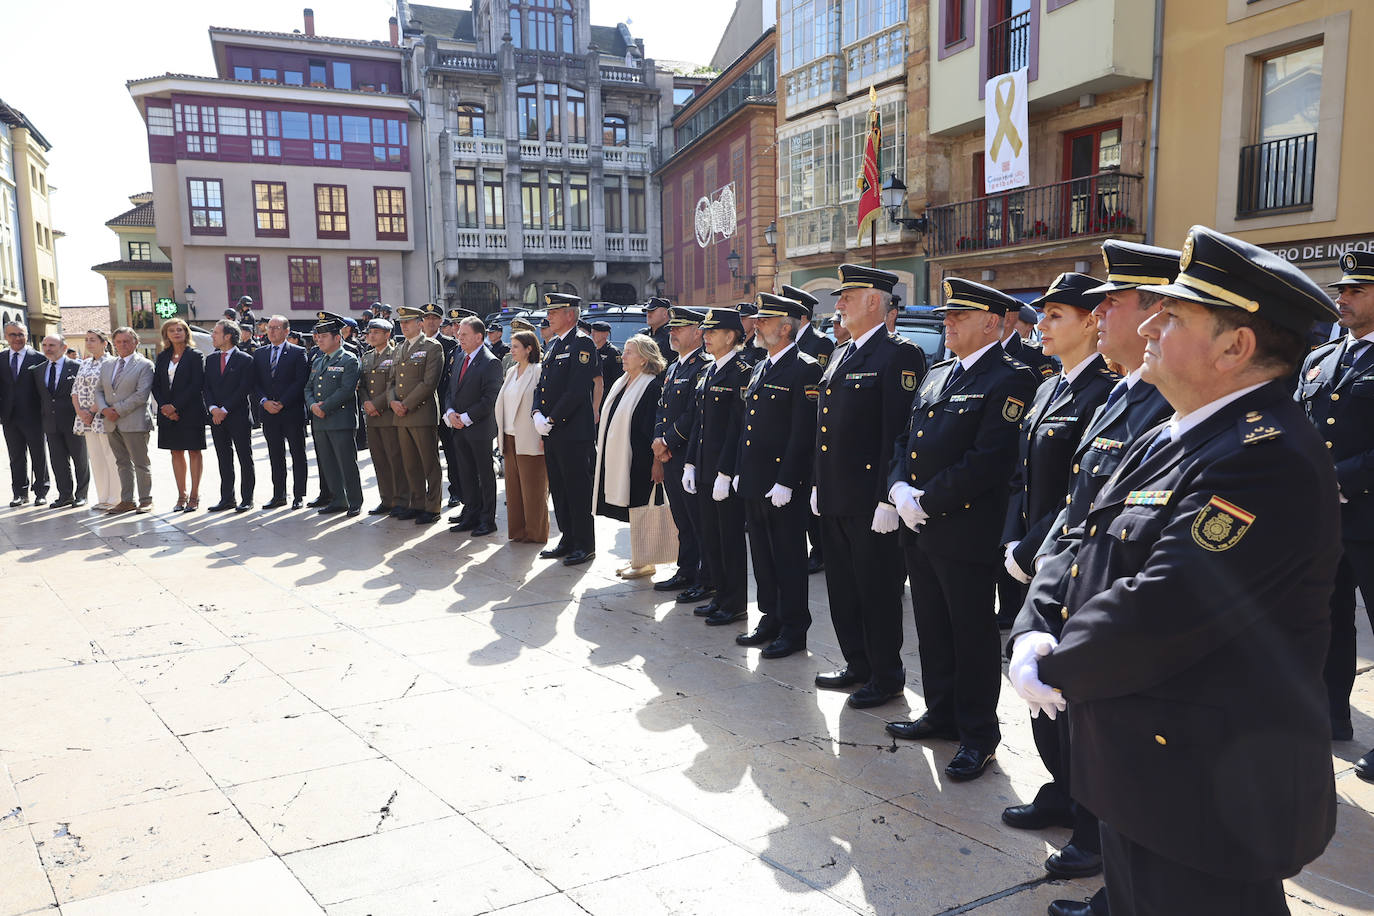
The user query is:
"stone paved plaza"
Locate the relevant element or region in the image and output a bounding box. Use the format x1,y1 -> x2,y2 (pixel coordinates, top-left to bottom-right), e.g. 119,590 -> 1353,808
1,445 -> 1372,915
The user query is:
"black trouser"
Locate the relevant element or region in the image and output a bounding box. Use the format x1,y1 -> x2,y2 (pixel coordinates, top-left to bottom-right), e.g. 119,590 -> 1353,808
354,400 -> 368,449
210,417 -> 255,503
544,437 -> 595,552
821,514 -> 906,692
4,421 -> 47,499
744,496 -> 811,640
1030,709 -> 1100,852
664,454 -> 707,585
904,546 -> 1002,752
699,489 -> 747,614
440,423 -> 463,503
1100,822 -> 1286,916
45,426 -> 89,501
1325,539 -> 1374,728
807,513 -> 824,564
261,415 -> 307,500
996,568 -> 1027,625
453,429 -> 497,527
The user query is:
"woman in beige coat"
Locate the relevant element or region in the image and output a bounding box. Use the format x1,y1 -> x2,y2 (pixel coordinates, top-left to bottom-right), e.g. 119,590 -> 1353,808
493,330 -> 549,542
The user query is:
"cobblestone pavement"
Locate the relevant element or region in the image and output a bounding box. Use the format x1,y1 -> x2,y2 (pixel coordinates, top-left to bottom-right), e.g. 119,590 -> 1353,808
1,445 -> 1371,915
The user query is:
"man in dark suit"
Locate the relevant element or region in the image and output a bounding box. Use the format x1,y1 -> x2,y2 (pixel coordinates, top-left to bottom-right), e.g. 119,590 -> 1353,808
32,334 -> 88,508
591,321 -> 622,398
885,278 -> 1039,781
533,293 -> 601,565
783,285 -> 834,575
443,316 -> 504,536
1,321 -> 48,506
253,315 -> 309,509
427,304 -> 467,511
203,319 -> 257,512
1012,226 -> 1340,915
812,265 -> 926,709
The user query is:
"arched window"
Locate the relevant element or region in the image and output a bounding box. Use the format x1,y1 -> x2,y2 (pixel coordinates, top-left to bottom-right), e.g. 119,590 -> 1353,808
566,88 -> 586,143
603,115 -> 627,147
455,104 -> 485,138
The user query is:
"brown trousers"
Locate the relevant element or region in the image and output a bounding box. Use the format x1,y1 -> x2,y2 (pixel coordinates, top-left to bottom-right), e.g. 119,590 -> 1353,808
503,435 -> 549,542
395,423 -> 441,512
366,423 -> 402,508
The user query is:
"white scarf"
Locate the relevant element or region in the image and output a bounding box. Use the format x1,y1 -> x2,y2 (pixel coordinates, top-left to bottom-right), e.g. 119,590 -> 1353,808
594,370 -> 655,508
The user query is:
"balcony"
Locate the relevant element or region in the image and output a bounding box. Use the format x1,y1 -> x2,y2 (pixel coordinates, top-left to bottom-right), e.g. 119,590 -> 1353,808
1236,133 -> 1316,218
451,134 -> 506,162
602,144 -> 652,170
926,172 -> 1144,257
605,235 -> 651,256
783,56 -> 844,119
431,51 -> 499,74
843,23 -> 907,88
600,65 -> 643,84
454,229 -> 510,254
987,11 -> 1030,79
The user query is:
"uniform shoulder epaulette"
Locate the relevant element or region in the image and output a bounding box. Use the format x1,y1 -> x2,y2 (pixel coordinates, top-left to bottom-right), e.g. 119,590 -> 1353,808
1310,338 -> 1341,355
1099,366 -> 1121,379
1002,352 -> 1033,372
932,356 -> 958,369
1239,410 -> 1284,446
798,351 -> 819,366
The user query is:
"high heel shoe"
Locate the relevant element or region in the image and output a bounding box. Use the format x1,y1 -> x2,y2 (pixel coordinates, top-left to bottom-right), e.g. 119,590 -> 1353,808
184,496 -> 200,513
173,496 -> 187,512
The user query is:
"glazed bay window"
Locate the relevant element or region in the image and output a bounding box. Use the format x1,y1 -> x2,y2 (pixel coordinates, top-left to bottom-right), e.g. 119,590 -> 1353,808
842,0 -> 908,84
347,257 -> 380,311
780,123 -> 838,215
838,100 -> 904,207
483,170 -> 504,227
288,256 -> 323,310
628,177 -> 646,234
314,184 -> 349,239
252,181 -> 289,237
456,169 -> 479,228
1238,43 -> 1322,217
521,171 -> 542,229
781,0 -> 840,73
375,187 -> 408,239
226,255 -> 262,307
604,177 -> 623,233
187,178 -> 225,235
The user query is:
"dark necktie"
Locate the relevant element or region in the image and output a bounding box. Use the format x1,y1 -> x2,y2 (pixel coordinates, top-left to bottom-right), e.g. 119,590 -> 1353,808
10,351 -> 18,380
941,362 -> 964,395
1140,427 -> 1172,462
221,351 -> 228,374
1340,340 -> 1370,372
704,363 -> 718,387
1050,375 -> 1070,403
833,342 -> 855,373
270,346 -> 281,374
47,362 -> 57,393
112,357 -> 126,386
1102,379 -> 1128,411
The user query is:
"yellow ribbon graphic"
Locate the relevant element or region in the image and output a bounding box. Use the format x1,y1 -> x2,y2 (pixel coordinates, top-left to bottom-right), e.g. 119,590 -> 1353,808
990,75 -> 1023,160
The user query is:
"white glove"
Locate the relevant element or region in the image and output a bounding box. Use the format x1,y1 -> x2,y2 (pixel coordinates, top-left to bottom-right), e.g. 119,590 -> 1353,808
1003,542 -> 1032,584
810,487 -> 819,517
1008,632 -> 1067,720
712,472 -> 731,502
682,464 -> 697,495
889,482 -> 927,530
732,475 -> 740,492
766,484 -> 792,508
870,502 -> 899,534
532,411 -> 553,436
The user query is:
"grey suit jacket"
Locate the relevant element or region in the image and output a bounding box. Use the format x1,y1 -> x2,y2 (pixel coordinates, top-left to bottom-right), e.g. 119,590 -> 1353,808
95,354 -> 156,432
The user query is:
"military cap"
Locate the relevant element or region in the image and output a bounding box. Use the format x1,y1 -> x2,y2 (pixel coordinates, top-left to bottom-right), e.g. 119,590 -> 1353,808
1139,225 -> 1339,334
1018,304 -> 1040,324
887,295 -> 902,311
755,292 -> 811,320
360,309 -> 375,322
367,318 -> 394,332
780,284 -> 820,310
699,308 -> 744,333
447,307 -> 477,321
577,319 -> 593,333
936,277 -> 1020,316
439,316 -> 456,327
374,301 -> 393,314
487,321 -> 503,331
1328,251 -> 1374,288
341,317 -> 358,330
1087,240 -> 1181,295
1031,272 -> 1106,311
538,316 -> 551,329
589,320 -> 611,332
419,302 -> 443,317
666,306 -> 706,327
832,263 -> 899,294
737,301 -> 758,317
395,306 -> 424,321
313,311 -> 346,334
644,296 -> 671,312
510,316 -> 536,333
544,292 -> 582,310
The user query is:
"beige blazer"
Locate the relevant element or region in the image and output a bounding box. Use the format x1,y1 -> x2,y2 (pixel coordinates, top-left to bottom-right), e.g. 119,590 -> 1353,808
495,363 -> 543,455
95,353 -> 156,432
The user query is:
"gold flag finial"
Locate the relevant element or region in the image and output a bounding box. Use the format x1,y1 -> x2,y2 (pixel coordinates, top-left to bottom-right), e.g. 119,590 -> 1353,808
869,85 -> 877,105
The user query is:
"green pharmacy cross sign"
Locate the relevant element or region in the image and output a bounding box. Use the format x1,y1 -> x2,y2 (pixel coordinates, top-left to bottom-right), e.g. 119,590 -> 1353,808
154,297 -> 179,319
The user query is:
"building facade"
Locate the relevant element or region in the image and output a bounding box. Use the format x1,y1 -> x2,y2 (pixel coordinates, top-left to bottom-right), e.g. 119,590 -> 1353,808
924,0 -> 1157,302
407,0 -> 669,311
126,10 -> 428,327
0,99 -> 60,338
1154,0 -> 1369,287
658,28 -> 776,309
91,193 -> 176,356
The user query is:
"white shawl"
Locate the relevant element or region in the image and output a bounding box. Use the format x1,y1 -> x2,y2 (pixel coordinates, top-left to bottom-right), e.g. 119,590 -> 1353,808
594,370 -> 655,508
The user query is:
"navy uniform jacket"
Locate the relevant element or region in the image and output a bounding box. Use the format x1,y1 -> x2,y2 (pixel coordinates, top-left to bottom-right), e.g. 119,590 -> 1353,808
887,346 -> 1039,558
687,353 -> 754,479
305,348 -> 361,431
815,332 -> 925,514
639,324 -> 675,365
1296,336 -> 1374,540
1002,354 -> 1118,571
598,342 -> 624,391
533,330 -> 600,441
1030,381 -> 1338,882
736,347 -> 822,497
795,323 -> 836,370
654,346 -> 709,455
741,334 -> 767,363
1005,334 -> 1058,381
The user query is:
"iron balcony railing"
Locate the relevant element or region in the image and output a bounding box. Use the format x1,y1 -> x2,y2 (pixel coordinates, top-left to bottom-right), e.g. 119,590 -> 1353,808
1237,133 -> 1317,217
988,10 -> 1030,78
927,172 -> 1144,257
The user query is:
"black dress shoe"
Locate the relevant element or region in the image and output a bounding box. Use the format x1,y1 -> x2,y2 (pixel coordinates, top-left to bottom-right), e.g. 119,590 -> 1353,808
653,572 -> 692,592
262,497 -> 288,509
1332,719 -> 1355,741
815,669 -> 866,690
236,500 -> 252,513
346,507 -> 362,518
1355,749 -> 1374,782
693,600 -> 720,618
71,498 -> 86,508
447,497 -> 461,508
307,496 -> 330,508
414,511 -> 440,524
679,585 -> 715,603
391,507 -> 417,520
450,518 -> 477,532
472,523 -> 496,536
807,555 -> 824,575
886,715 -> 959,741
945,745 -> 996,782
847,684 -> 903,709
704,607 -> 747,626
32,496 -> 47,506
368,504 -> 393,515
1002,801 -> 1074,831
8,496 -> 27,507
317,504 -> 346,515
562,550 -> 595,566
1045,843 -> 1103,879
207,501 -> 236,512
735,626 -> 780,647
291,497 -> 304,510
761,636 -> 807,659
1047,901 -> 1097,916
540,543 -> 572,559
50,497 -> 74,509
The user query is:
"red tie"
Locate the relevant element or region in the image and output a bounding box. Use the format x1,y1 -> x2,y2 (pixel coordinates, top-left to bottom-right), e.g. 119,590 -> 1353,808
458,353 -> 471,384
221,351 -> 228,373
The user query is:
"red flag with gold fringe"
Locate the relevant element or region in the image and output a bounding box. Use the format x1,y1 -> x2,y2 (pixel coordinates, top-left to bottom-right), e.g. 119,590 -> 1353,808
856,87 -> 882,238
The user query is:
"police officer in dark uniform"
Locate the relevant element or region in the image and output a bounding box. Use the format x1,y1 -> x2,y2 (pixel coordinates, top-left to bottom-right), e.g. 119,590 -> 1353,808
885,277 -> 1039,781
533,293 -> 600,566
812,264 -> 927,708
1009,225 -> 1340,915
739,302 -> 767,362
591,321 -> 623,394
1297,250 -> 1374,757
422,304 -> 463,511
486,322 -> 509,361
734,295 -> 822,658
783,284 -> 835,575
639,297 -> 675,364
651,307 -> 713,603
1001,304 -> 1057,380
684,308 -> 755,628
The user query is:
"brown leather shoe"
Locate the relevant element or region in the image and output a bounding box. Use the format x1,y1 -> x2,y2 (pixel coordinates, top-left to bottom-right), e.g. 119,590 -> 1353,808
136,498 -> 154,514
107,501 -> 137,514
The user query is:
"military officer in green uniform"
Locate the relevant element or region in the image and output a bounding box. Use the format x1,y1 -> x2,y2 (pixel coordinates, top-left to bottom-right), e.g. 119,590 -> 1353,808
359,318 -> 402,516
305,312 -> 362,517
388,306 -> 445,524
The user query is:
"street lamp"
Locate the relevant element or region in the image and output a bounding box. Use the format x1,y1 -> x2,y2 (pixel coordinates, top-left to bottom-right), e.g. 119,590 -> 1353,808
763,219 -> 777,252
183,284 -> 197,319
726,248 -> 754,292
881,173 -> 929,234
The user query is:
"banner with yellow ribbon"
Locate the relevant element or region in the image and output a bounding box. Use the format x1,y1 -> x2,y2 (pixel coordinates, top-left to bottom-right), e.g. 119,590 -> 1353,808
984,68 -> 1029,194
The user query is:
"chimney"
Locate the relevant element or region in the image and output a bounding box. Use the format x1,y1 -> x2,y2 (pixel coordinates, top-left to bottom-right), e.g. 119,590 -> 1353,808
389,16 -> 399,46
303,8 -> 315,37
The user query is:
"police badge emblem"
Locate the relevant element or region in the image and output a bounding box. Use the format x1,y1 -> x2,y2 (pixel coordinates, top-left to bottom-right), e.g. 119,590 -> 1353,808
1180,233 -> 1194,271
1002,397 -> 1025,422
901,369 -> 917,391
1191,495 -> 1254,552
578,351 -> 590,364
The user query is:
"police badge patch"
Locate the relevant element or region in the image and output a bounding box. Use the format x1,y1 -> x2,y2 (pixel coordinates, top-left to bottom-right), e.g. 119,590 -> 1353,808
901,369 -> 917,391
1191,495 -> 1254,552
804,384 -> 820,401
579,350 -> 590,364
1002,397 -> 1025,422
817,353 -> 829,367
